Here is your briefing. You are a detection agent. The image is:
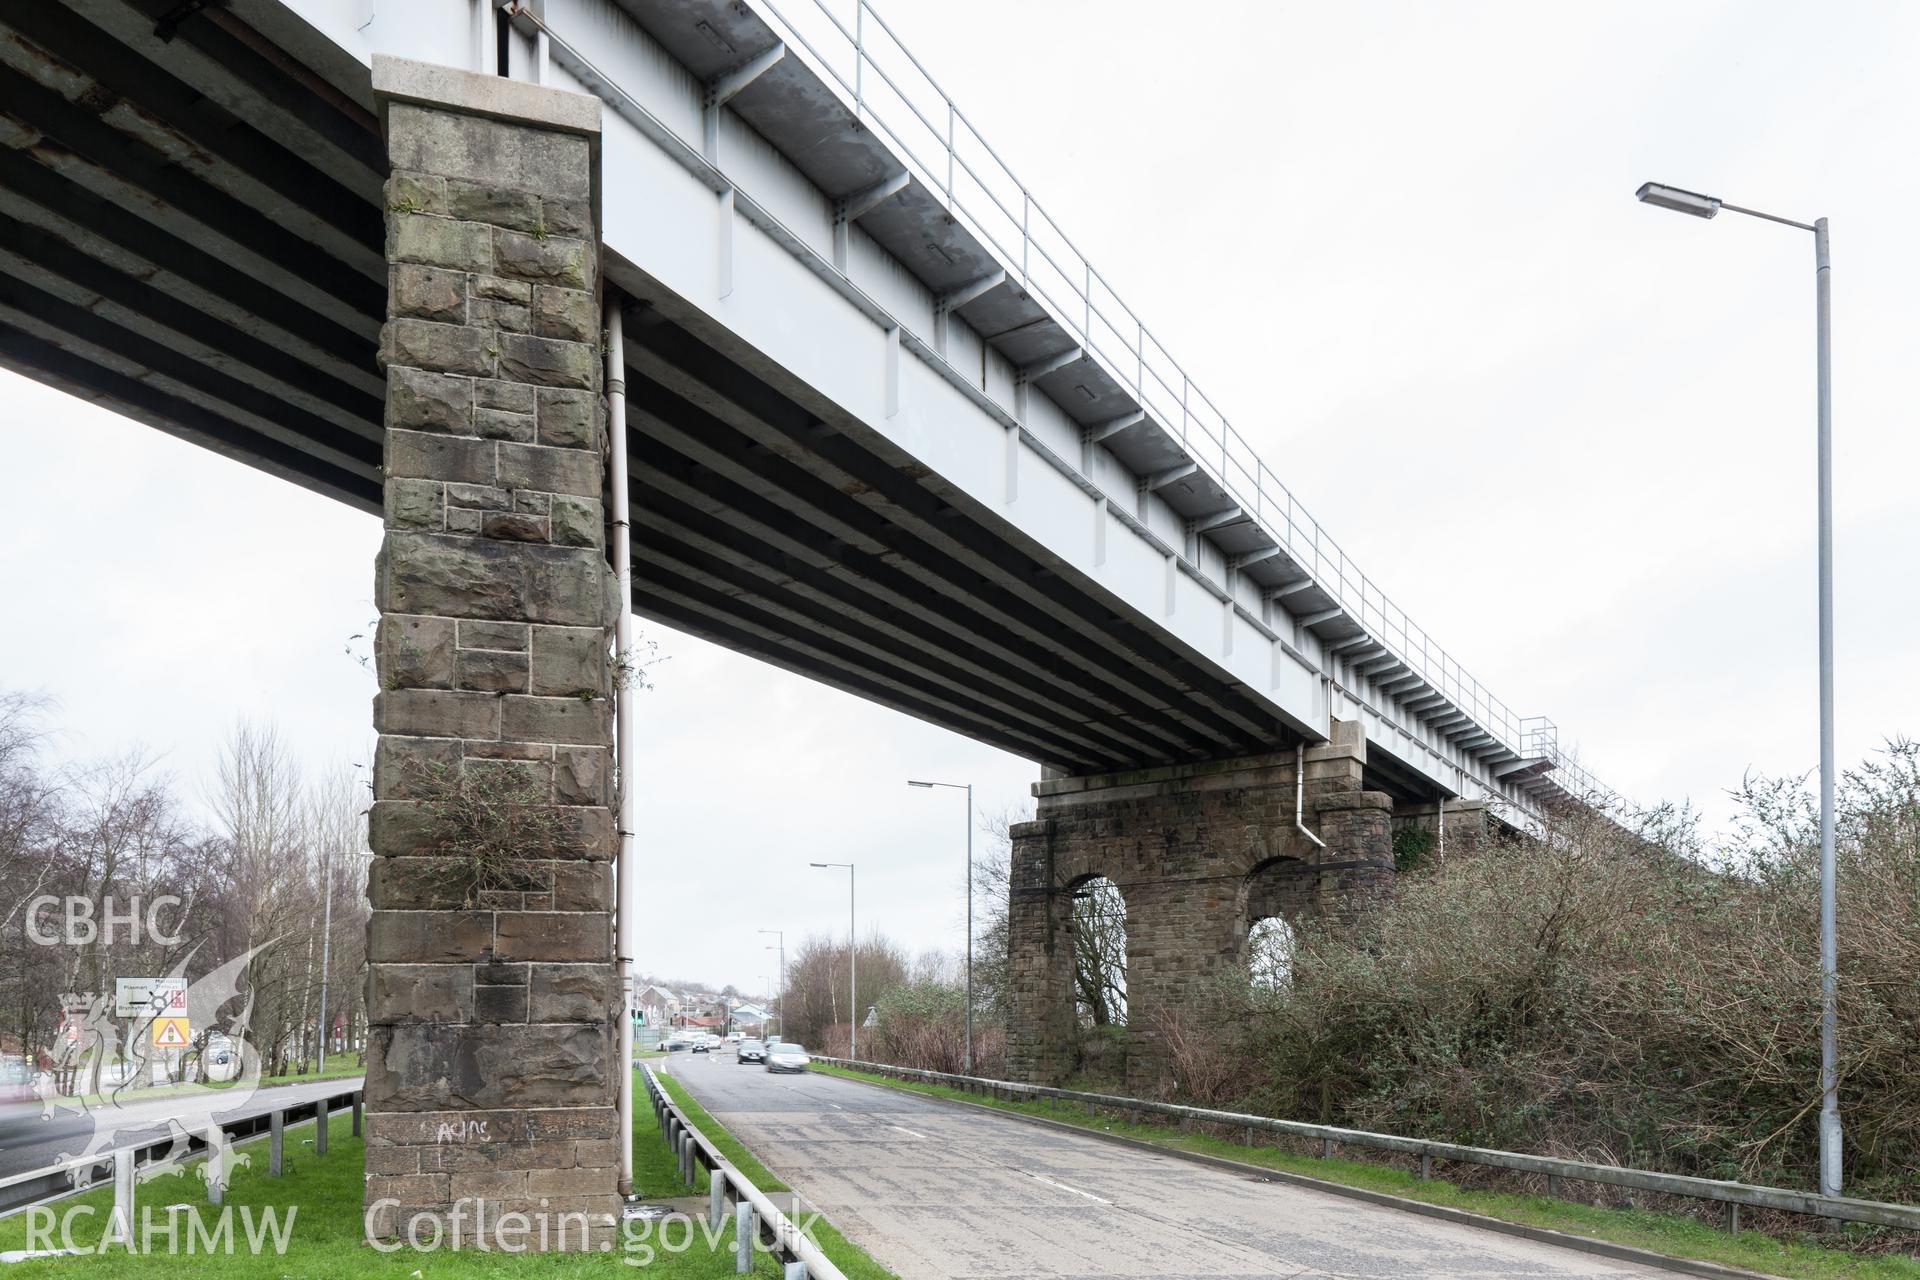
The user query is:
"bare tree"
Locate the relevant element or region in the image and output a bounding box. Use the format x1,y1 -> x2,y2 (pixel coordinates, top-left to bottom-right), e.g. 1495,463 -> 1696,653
1071,877 -> 1127,1027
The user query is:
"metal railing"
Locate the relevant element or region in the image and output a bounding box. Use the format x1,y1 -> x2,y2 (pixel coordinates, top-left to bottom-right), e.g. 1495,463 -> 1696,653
748,0 -> 1590,785
0,1085 -> 364,1219
641,1065 -> 843,1280
815,1058 -> 1920,1235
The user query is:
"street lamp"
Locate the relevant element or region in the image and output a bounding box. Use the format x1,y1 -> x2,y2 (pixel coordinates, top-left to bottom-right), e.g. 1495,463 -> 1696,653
759,928 -> 786,1040
909,779 -> 974,1072
1636,180 -> 1840,1197
810,862 -> 857,1060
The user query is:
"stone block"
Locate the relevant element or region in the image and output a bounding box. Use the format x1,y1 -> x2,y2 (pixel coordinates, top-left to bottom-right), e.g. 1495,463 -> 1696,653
386,170 -> 447,215
375,687 -> 502,740
549,862 -> 611,912
368,911 -> 494,964
385,477 -> 444,531
552,747 -> 606,807
496,333 -> 595,390
368,856 -> 479,910
529,964 -> 613,1022
535,388 -> 595,449
369,964 -> 474,1023
515,491 -> 552,515
550,495 -> 602,549
473,408 -> 534,443
382,535 -> 610,627
531,286 -> 595,343
530,626 -> 606,697
527,1167 -> 610,1197
381,318 -> 496,378
387,103 -> 593,202
378,614 -> 455,689
497,442 -> 598,498
373,740 -> 464,805
474,983 -> 530,1024
481,511 -> 549,543
500,695 -> 610,747
447,507 -> 482,536
471,298 -> 531,334
492,228 -> 590,288
388,213 -> 492,273
472,276 -> 532,306
446,482 -> 513,511
495,913 -> 609,962
459,620 -> 529,651
386,366 -> 473,435
446,179 -> 544,232
525,1107 -> 618,1141
390,262 -> 467,324
365,1023 -> 615,1110
541,197 -> 591,237
387,429 -> 495,486
455,647 -> 529,694
472,376 -> 534,412
367,802 -> 434,859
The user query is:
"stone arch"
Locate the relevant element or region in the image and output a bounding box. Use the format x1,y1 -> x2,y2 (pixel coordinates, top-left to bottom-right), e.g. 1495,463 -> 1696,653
1240,856 -> 1315,989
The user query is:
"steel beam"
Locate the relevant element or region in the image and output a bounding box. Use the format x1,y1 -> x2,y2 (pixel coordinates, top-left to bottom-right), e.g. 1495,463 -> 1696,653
1145,462 -> 1199,491
705,42 -> 786,109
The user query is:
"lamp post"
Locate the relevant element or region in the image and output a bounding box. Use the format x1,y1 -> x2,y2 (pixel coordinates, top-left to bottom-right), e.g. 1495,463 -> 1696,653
908,779 -> 974,1072
810,862 -> 856,1060
1635,181 -> 1840,1197
759,928 -> 785,1039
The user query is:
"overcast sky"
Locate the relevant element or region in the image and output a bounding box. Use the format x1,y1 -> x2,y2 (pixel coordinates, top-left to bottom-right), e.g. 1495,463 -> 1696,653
4,0 -> 1916,996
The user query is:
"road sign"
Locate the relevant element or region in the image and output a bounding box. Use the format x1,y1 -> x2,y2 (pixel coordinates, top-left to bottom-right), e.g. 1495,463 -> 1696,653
151,1016 -> 190,1049
115,977 -> 186,1019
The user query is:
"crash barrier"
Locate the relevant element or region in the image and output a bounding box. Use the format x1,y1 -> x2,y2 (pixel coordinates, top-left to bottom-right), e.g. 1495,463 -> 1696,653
0,1085 -> 363,1219
814,1056 -> 1920,1236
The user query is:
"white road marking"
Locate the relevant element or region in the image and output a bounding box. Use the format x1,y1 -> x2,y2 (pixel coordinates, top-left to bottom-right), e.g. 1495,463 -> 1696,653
889,1125 -> 928,1139
1024,1171 -> 1111,1205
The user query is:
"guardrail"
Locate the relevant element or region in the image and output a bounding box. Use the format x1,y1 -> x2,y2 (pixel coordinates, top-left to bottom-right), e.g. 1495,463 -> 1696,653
640,1065 -> 843,1280
0,1085 -> 364,1220
816,1058 -> 1920,1235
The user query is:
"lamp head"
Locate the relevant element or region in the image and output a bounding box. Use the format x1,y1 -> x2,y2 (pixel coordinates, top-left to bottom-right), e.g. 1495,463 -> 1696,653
1636,182 -> 1720,219
907,780 -> 933,788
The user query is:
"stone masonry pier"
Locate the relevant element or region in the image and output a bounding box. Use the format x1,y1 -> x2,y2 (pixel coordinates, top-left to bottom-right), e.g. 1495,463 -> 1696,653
362,58 -> 617,1248
1006,723 -> 1393,1091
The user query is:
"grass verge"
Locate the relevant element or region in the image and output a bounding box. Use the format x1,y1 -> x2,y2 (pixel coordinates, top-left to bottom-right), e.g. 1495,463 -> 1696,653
654,1069 -> 897,1280
0,1084 -> 774,1276
813,1064 -> 1920,1280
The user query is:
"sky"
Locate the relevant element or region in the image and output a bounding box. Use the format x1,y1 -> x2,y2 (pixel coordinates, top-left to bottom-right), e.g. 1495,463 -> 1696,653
3,0 -> 1918,995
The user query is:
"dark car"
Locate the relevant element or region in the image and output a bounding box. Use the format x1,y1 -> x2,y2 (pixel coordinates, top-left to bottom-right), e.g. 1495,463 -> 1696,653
736,1039 -> 766,1064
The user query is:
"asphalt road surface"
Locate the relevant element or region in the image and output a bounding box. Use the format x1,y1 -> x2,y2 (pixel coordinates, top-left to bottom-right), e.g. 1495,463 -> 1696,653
667,1055 -> 1697,1280
0,1077 -> 363,1181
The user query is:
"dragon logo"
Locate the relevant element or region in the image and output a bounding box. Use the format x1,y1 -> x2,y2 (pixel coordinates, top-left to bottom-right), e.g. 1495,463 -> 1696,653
38,941 -> 277,1193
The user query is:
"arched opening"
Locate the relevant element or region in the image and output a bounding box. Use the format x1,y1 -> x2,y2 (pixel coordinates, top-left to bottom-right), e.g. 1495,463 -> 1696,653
1068,875 -> 1127,1027
1243,857 -> 1308,990
1247,915 -> 1297,990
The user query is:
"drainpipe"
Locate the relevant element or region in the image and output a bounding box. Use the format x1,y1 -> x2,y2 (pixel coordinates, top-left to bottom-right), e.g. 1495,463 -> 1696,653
1294,744 -> 1325,850
607,296 -> 637,1195
1437,800 -> 1447,863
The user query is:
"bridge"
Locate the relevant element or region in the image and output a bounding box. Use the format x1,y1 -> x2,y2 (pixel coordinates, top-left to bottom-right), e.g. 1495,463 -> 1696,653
0,0 -> 1620,1243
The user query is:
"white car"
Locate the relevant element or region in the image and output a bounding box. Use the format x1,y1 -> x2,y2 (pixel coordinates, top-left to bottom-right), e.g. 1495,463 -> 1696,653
765,1043 -> 810,1074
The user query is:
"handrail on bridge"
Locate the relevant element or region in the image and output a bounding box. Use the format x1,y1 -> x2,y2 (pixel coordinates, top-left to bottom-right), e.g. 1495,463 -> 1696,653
814,1057 -> 1920,1235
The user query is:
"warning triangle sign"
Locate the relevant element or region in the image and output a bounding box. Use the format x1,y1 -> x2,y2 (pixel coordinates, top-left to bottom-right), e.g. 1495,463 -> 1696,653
152,1016 -> 189,1048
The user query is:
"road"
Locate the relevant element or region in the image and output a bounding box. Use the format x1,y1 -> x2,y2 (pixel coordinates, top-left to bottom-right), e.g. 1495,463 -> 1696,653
0,1077 -> 363,1181
667,1055 -> 1698,1280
